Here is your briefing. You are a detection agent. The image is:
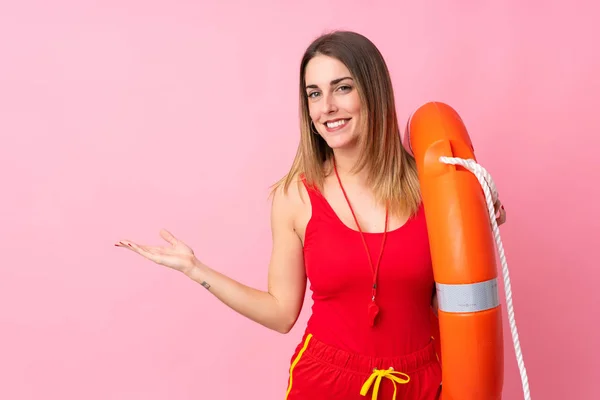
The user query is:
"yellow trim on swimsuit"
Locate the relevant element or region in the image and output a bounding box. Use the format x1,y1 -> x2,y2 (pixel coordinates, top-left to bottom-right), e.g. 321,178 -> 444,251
284,333 -> 313,399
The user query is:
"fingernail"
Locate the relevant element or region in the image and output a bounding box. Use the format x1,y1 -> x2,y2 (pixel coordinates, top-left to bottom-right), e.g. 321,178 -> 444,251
501,205 -> 505,210
127,243 -> 132,247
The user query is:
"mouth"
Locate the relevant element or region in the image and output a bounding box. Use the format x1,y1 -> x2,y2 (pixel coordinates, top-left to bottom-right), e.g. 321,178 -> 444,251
323,118 -> 351,130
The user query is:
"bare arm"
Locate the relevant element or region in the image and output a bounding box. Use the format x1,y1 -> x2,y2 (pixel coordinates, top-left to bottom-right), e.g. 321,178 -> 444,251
185,184 -> 307,333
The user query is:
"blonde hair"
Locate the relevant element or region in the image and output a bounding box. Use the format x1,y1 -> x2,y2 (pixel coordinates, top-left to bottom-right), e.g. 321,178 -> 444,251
273,31 -> 421,218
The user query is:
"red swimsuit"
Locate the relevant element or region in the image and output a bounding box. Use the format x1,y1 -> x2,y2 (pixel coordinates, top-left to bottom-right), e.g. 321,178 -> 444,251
284,178 -> 442,400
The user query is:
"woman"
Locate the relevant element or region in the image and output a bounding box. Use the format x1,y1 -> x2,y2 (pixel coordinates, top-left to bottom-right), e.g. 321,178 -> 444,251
116,31 -> 506,400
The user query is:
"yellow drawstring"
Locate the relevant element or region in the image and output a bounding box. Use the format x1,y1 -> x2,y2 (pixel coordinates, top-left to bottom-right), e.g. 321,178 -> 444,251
360,367 -> 410,400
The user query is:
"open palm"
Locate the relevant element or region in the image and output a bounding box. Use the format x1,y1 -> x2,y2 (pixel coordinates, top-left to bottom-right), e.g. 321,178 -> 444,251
116,229 -> 196,274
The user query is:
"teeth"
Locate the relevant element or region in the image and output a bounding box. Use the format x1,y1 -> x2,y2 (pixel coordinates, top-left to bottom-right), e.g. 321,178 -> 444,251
326,119 -> 347,128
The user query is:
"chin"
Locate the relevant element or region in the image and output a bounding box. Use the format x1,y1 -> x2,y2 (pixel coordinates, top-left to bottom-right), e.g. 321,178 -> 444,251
325,134 -> 358,150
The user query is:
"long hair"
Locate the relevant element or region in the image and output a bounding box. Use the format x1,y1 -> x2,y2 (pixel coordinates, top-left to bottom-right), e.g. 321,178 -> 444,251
273,30 -> 421,218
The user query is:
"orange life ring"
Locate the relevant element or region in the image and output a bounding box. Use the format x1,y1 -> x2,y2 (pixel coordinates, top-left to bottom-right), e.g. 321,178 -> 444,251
405,102 -> 504,400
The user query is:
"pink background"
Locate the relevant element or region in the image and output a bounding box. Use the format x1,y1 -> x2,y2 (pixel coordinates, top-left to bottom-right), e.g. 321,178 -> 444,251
1,1 -> 598,399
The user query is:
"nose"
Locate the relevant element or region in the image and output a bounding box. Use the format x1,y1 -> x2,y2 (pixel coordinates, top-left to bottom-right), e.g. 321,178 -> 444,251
320,93 -> 338,114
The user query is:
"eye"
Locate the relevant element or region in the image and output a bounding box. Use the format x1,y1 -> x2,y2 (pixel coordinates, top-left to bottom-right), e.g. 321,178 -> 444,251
307,91 -> 321,99
337,85 -> 352,92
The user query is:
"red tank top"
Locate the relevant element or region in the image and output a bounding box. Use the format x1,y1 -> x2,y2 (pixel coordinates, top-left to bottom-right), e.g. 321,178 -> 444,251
301,178 -> 434,357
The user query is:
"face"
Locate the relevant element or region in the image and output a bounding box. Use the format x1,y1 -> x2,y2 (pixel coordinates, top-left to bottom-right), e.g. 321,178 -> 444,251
304,55 -> 363,150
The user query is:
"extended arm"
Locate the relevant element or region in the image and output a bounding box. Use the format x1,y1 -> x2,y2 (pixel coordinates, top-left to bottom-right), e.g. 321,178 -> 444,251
185,185 -> 307,333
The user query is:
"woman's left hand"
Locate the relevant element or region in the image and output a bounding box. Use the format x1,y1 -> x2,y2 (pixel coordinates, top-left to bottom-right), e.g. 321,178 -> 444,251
494,198 -> 506,226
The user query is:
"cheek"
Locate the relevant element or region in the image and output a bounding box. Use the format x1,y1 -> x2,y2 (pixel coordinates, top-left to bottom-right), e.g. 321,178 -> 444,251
348,93 -> 362,114
308,104 -> 320,122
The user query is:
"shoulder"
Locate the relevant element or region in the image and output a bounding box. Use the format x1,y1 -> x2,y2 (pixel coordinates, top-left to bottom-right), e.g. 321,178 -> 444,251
270,173 -> 310,226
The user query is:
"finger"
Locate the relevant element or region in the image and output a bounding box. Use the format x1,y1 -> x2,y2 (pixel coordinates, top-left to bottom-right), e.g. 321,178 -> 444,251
116,240 -> 151,256
140,245 -> 170,254
115,240 -> 139,252
115,240 -> 177,265
159,229 -> 178,245
127,242 -> 162,263
493,198 -> 502,213
496,207 -> 507,225
116,240 -> 168,253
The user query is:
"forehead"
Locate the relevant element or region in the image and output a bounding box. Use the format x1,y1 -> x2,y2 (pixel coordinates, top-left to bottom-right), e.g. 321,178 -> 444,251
304,55 -> 351,86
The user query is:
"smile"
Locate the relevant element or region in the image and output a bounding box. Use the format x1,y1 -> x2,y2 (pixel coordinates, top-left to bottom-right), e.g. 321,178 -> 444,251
325,119 -> 350,129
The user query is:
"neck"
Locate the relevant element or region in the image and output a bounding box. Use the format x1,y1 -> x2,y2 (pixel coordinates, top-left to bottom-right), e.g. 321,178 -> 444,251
331,146 -> 369,184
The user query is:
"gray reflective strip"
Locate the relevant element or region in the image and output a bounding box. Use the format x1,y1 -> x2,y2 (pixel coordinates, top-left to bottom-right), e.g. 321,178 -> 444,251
436,278 -> 499,313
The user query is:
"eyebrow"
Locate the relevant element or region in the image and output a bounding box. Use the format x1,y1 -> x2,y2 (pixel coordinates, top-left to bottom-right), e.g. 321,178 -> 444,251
305,76 -> 353,89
